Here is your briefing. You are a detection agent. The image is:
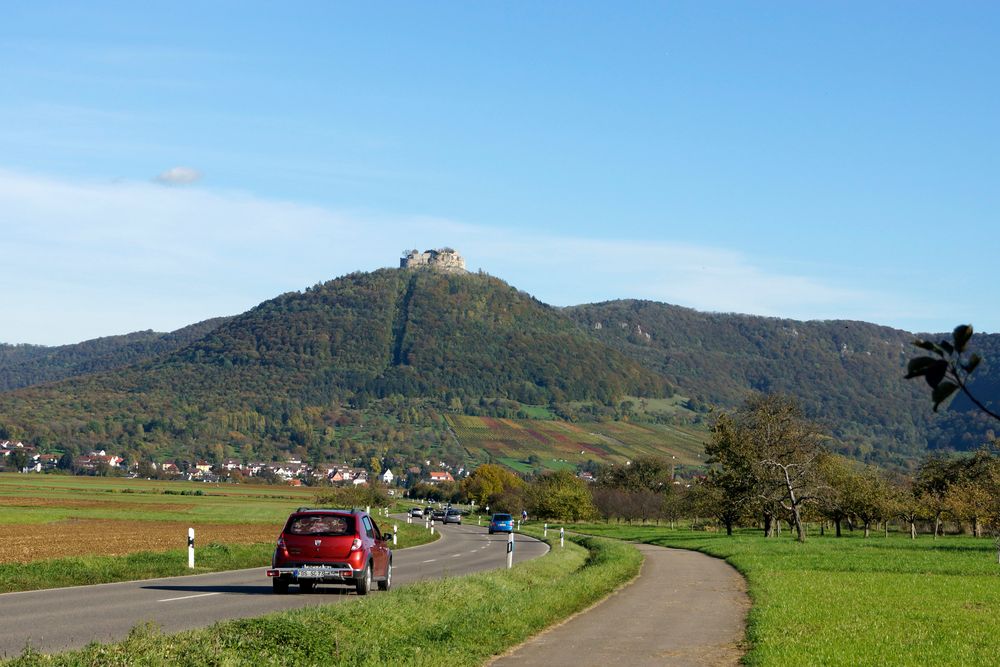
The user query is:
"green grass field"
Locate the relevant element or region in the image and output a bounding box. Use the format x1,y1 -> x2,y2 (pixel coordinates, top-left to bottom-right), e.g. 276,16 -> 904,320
5,532 -> 642,666
574,524 -> 1000,666
0,473 -> 317,525
447,415 -> 707,469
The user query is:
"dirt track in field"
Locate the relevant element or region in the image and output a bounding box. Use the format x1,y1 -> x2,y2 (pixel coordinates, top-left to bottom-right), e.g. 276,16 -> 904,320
0,519 -> 282,563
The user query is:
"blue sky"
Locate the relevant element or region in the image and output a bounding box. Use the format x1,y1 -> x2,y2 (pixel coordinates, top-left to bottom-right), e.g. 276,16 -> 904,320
2,2 -> 998,345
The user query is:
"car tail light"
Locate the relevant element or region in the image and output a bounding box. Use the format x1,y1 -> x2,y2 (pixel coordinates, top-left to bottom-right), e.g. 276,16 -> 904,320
350,537 -> 362,552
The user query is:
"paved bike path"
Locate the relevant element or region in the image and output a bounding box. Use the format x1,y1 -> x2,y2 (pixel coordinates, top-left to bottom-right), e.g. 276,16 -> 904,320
490,543 -> 749,666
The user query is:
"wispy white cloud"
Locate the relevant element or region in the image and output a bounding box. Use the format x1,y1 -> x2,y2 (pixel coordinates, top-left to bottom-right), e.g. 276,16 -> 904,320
0,167 -> 928,345
154,166 -> 202,185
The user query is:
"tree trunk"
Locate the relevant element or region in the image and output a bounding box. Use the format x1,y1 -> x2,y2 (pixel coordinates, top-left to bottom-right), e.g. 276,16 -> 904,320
933,515 -> 940,539
792,505 -> 805,542
764,514 -> 773,538
725,518 -> 733,536
909,521 -> 916,539
820,522 -> 825,536
863,521 -> 871,538
835,518 -> 842,538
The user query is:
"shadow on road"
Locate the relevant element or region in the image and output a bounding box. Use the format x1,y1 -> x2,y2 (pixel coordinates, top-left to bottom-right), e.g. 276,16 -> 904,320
142,583 -> 358,596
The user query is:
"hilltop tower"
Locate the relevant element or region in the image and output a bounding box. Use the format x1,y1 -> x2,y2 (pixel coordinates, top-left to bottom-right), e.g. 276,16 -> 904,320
400,248 -> 467,273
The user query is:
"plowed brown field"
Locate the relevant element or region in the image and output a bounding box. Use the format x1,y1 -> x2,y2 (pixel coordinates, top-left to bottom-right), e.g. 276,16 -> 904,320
0,519 -> 281,564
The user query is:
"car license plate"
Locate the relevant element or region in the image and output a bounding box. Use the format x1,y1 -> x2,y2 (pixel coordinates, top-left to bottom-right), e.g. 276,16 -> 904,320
296,568 -> 327,579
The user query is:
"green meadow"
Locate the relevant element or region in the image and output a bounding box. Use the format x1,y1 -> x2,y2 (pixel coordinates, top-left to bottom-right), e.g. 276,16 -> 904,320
574,524 -> 1000,666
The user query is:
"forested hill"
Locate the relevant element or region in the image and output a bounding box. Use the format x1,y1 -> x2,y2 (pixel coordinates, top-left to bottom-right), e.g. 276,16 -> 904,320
3,270 -> 996,469
0,317 -> 231,392
0,270 -> 667,459
565,300 -> 1000,466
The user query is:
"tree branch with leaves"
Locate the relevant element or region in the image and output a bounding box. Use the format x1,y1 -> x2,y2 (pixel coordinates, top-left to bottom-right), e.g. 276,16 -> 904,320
906,324 -> 999,420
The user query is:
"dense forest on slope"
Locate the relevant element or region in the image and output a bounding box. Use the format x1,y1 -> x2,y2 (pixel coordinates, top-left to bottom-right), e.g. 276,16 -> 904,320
564,301 -> 1000,466
0,270 -> 666,466
0,317 -> 231,392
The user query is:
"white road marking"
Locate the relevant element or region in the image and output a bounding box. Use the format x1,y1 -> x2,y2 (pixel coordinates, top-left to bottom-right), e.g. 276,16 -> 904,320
157,592 -> 221,602
422,559 -> 437,563
452,553 -> 462,558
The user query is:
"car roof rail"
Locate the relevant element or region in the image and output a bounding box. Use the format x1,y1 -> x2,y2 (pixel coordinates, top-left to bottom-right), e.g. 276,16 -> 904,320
296,507 -> 358,514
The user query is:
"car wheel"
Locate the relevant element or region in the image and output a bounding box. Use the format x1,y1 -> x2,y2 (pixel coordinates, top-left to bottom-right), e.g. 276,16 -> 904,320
377,560 -> 392,591
272,578 -> 289,594
299,580 -> 315,593
356,562 -> 372,596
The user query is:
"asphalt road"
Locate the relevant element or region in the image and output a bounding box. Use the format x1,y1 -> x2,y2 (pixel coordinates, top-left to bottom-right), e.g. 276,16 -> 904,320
0,519 -> 547,658
490,543 -> 749,667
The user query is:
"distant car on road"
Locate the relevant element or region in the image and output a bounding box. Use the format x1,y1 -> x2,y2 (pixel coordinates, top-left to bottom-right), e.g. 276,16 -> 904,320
267,508 -> 392,595
432,508 -> 447,522
409,507 -> 424,518
488,513 -> 514,534
444,508 -> 462,525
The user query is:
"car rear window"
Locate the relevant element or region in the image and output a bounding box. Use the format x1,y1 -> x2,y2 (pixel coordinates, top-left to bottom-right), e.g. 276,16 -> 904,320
493,514 -> 512,521
287,514 -> 354,536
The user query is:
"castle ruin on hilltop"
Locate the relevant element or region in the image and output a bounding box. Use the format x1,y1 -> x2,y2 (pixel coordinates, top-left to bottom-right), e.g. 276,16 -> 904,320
400,248 -> 467,273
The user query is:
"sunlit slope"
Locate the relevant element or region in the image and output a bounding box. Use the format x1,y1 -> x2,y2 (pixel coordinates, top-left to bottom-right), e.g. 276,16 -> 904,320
447,415 -> 706,471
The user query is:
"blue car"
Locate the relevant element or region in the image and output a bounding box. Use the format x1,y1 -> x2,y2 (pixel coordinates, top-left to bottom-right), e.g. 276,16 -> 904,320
488,513 -> 514,534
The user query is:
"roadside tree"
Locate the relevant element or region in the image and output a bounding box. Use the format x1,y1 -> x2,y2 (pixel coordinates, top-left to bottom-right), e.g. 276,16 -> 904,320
461,463 -> 525,508
527,470 -> 597,521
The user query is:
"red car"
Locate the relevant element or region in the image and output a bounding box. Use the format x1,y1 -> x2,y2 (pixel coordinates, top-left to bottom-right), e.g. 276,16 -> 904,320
266,508 -> 392,595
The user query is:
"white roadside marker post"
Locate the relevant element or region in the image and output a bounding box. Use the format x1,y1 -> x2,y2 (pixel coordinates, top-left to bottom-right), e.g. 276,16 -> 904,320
393,524 -> 398,546
187,527 -> 195,568
516,520 -> 521,531
544,522 -> 548,537
560,527 -> 565,548
366,505 -> 370,514
506,532 -> 514,569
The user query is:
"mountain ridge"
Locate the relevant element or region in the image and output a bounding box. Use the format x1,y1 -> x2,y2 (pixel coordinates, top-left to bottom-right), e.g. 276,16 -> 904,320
1,270 -> 997,470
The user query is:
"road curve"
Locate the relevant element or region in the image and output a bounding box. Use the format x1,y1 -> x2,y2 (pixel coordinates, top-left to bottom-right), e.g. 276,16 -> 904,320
489,543 -> 749,667
0,519 -> 547,658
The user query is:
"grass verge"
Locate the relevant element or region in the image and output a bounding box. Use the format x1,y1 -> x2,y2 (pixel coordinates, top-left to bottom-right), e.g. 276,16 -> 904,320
573,524 -> 1000,666
0,521 -> 437,594
6,532 -> 641,666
